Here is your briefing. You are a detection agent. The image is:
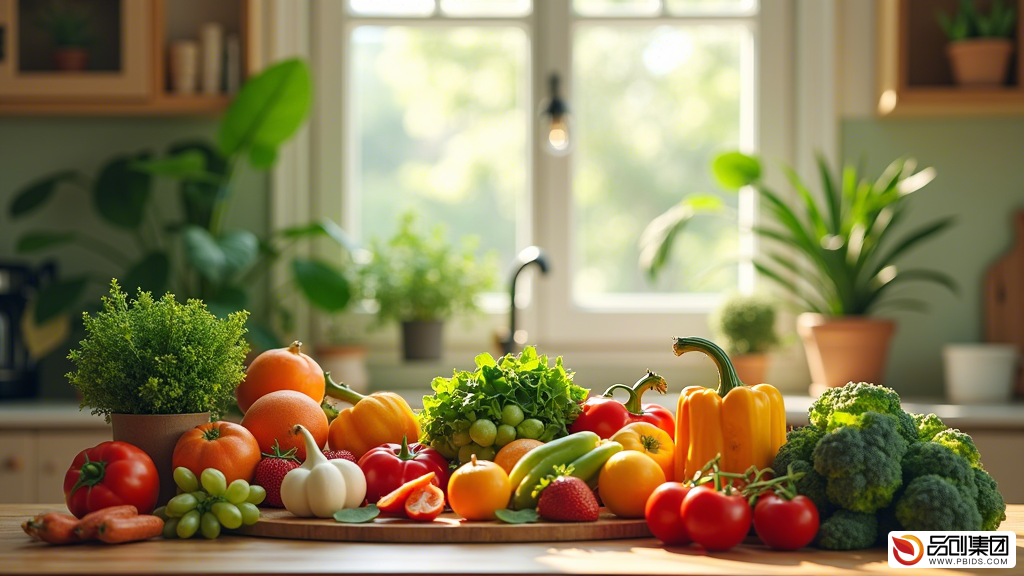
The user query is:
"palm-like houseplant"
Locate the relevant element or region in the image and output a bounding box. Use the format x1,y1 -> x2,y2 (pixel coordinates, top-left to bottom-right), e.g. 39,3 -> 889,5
643,151 -> 957,391
7,59 -> 355,351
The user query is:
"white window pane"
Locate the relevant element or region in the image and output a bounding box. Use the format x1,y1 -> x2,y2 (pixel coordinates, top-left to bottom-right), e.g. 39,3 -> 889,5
440,0 -> 531,17
572,25 -> 749,300
573,0 -> 660,16
350,26 -> 529,277
665,0 -> 757,14
349,0 -> 435,16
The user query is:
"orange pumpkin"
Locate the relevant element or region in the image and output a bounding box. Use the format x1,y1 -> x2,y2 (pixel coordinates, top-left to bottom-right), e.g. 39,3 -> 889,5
172,421 -> 262,484
237,341 -> 325,413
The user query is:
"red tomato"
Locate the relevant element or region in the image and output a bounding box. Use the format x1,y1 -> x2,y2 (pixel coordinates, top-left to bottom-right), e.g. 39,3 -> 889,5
644,482 -> 692,545
680,485 -> 751,551
358,436 -> 450,503
753,494 -> 820,550
405,483 -> 445,522
63,441 -> 160,519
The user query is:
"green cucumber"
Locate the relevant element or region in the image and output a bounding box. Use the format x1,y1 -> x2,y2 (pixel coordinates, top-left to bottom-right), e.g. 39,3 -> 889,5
567,441 -> 623,483
508,431 -> 600,488
511,435 -> 599,510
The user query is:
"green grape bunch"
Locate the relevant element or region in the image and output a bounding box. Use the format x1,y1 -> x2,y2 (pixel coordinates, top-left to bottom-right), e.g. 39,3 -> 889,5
158,467 -> 265,539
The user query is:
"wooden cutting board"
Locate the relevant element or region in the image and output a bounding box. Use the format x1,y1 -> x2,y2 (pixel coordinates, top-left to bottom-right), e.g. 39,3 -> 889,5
984,210 -> 1024,397
237,508 -> 651,543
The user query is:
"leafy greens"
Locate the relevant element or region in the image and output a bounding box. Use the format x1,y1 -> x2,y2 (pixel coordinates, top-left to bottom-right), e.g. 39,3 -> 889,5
419,346 -> 588,446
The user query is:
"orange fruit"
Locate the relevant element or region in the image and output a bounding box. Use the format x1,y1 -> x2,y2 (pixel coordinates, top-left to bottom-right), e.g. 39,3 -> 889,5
237,341 -> 325,413
493,439 -> 544,475
240,390 -> 328,460
447,455 -> 512,521
598,451 -> 666,518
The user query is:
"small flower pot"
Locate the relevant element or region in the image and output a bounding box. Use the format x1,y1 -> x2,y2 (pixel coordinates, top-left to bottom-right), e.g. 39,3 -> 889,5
52,48 -> 89,72
111,412 -> 210,505
798,313 -> 896,395
947,39 -> 1014,87
315,344 -> 369,394
731,353 -> 769,385
944,344 -> 1017,404
401,320 -> 443,361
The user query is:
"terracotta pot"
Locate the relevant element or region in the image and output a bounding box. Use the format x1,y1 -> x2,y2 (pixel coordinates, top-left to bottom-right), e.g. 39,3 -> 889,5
731,353 -> 770,385
315,344 -> 369,394
52,48 -> 88,71
947,39 -> 1013,86
401,320 -> 443,361
111,412 -> 210,505
797,313 -> 896,396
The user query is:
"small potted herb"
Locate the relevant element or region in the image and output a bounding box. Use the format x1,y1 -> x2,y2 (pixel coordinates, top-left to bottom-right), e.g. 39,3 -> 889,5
34,1 -> 95,71
937,0 -> 1016,86
67,281 -> 249,503
360,212 -> 496,361
710,294 -> 779,385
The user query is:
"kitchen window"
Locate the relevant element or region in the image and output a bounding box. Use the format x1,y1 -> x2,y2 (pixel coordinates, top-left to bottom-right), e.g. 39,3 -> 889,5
311,0 -> 794,353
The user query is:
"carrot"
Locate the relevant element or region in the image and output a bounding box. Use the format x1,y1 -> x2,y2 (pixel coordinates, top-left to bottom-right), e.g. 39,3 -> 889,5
74,505 -> 138,539
96,515 -> 164,544
22,512 -> 81,545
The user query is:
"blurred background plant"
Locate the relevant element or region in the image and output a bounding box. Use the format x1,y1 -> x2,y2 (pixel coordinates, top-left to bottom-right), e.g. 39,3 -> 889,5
711,294 -> 778,357
34,1 -> 95,49
937,0 -> 1016,41
6,58 -> 354,350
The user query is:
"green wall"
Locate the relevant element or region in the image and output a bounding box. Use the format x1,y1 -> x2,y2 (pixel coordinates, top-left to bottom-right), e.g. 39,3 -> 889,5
841,117 -> 1024,398
0,118 -> 269,399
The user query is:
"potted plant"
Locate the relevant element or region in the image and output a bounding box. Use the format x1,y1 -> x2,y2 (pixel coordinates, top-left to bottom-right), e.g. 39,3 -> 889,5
34,2 -> 94,71
360,212 -> 495,361
67,281 -> 249,503
937,0 -> 1016,86
710,294 -> 778,385
713,152 -> 957,393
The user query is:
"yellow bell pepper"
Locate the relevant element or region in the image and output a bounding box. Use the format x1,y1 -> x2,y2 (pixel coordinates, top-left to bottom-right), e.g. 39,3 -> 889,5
672,337 -> 785,481
325,374 -> 421,459
610,422 -> 674,481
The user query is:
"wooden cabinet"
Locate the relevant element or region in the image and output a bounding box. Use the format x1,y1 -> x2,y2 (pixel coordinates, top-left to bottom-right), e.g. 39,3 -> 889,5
0,429 -> 111,504
0,0 -> 261,116
969,430 -> 1024,505
0,433 -> 36,504
877,0 -> 1024,115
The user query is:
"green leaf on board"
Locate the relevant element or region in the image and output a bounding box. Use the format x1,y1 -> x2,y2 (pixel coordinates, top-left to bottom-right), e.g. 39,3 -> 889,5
333,505 -> 380,524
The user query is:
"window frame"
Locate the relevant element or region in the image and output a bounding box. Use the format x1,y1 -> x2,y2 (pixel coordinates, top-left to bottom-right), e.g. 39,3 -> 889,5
308,0 -> 800,359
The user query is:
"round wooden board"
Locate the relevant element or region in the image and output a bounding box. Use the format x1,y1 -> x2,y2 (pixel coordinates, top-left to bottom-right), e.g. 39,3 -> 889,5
238,508 -> 652,543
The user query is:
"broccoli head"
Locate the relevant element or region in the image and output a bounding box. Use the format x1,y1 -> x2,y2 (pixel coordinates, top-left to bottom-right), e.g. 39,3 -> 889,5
815,510 -> 878,551
788,459 -> 833,517
901,441 -> 977,500
911,412 -> 946,442
974,468 -> 1007,531
932,428 -> 981,468
895,475 -> 982,531
813,411 -> 907,513
772,425 -> 824,472
808,382 -> 917,443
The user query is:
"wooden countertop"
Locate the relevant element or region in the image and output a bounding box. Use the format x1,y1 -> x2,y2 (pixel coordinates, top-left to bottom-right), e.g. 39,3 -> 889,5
5,395 -> 1024,430
1,504 -> 1022,575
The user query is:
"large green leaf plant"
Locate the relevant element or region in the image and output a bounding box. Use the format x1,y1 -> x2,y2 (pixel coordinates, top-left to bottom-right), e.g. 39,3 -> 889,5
7,58 -> 352,349
642,152 -> 957,316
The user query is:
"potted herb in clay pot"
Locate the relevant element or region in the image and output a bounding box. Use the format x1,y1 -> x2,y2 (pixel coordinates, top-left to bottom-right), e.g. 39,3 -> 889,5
34,2 -> 95,71
67,281 -> 249,503
710,294 -> 778,385
710,152 -> 957,395
938,0 -> 1016,87
360,212 -> 495,361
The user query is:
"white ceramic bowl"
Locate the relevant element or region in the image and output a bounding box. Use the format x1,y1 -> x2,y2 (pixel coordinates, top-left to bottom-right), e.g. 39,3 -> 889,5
944,343 -> 1018,404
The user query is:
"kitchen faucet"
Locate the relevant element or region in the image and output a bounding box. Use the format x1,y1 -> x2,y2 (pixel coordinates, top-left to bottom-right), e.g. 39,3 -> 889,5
500,246 -> 550,356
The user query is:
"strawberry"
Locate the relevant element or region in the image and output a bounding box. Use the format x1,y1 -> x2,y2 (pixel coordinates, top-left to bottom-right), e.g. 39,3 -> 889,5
321,449 -> 356,463
254,440 -> 301,508
536,475 -> 600,522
